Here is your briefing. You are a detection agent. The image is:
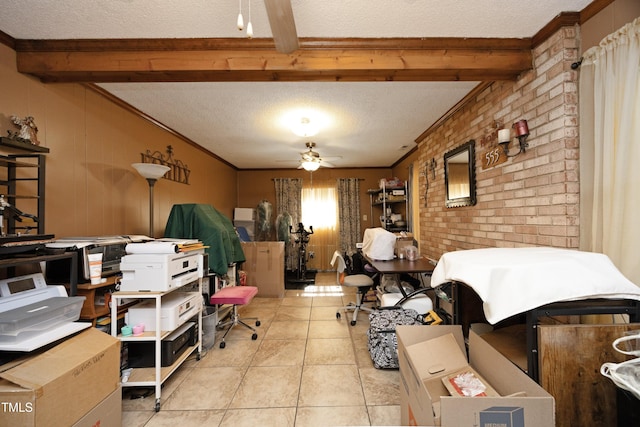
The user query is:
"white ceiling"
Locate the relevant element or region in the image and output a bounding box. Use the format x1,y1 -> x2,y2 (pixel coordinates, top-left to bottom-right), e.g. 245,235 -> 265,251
0,0 -> 593,169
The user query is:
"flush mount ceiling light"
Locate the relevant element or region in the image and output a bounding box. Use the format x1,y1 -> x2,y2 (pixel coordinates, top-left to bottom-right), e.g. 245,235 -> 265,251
291,117 -> 319,138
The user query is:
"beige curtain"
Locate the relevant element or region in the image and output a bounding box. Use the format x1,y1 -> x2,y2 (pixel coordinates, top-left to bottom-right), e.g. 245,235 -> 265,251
274,178 -> 302,271
302,179 -> 338,271
579,18 -> 640,284
337,178 -> 361,255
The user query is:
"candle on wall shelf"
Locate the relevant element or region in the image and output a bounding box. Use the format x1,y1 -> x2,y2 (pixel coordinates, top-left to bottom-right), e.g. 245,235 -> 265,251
498,128 -> 511,143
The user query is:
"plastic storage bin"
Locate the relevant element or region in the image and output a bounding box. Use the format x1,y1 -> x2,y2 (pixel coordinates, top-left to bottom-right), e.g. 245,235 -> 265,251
0,296 -> 85,342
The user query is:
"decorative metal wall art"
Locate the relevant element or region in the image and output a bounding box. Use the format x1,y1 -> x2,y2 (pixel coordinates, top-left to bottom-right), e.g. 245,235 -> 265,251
139,145 -> 190,184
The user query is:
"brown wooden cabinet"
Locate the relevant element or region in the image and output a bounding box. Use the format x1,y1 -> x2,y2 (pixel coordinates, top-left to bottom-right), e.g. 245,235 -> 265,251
71,275 -> 136,325
72,276 -> 116,325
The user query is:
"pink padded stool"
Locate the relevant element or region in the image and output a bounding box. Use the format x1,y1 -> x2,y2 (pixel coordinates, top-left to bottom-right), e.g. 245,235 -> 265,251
209,286 -> 260,348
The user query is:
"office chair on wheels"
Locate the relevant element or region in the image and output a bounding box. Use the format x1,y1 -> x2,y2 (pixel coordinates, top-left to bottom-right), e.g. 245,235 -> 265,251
331,250 -> 376,326
209,285 -> 261,348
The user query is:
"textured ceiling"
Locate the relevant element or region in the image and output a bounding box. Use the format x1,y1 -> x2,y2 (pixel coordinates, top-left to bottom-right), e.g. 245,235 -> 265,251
0,0 -> 593,169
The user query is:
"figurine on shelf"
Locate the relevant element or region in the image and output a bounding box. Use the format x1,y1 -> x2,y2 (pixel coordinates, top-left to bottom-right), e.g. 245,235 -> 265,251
7,115 -> 40,145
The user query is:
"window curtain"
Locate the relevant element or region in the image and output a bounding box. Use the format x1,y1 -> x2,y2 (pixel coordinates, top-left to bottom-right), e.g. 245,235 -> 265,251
337,178 -> 361,256
274,178 -> 302,271
302,181 -> 338,271
579,18 -> 640,284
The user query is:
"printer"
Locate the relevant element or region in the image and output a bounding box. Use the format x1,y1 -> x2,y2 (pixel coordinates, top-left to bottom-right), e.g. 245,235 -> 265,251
0,272 -> 89,352
119,250 -> 205,292
127,292 -> 201,331
45,235 -> 151,283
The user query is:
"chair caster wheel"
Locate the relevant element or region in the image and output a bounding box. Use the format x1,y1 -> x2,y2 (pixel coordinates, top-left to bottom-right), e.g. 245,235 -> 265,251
336,312 -> 341,319
220,341 -> 226,349
256,320 -> 261,327
350,320 -> 357,326
251,333 -> 258,340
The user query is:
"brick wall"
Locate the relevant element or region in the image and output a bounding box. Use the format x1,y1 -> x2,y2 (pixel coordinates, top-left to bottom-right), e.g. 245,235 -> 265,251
418,26 -> 581,260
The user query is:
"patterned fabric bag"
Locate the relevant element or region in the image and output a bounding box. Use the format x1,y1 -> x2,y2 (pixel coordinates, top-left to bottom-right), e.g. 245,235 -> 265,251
367,307 -> 421,369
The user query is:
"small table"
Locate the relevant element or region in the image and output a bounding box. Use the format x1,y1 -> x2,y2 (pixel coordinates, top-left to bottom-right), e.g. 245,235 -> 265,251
366,256 -> 435,276
366,256 -> 435,301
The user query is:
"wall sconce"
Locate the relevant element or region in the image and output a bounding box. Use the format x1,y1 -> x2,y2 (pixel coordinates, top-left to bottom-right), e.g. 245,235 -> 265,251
428,158 -> 436,180
498,120 -> 529,157
132,163 -> 170,238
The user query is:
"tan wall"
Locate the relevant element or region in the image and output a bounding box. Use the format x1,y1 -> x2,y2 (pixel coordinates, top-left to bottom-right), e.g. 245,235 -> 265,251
581,0 -> 640,51
237,167 -> 392,238
0,43 -> 238,238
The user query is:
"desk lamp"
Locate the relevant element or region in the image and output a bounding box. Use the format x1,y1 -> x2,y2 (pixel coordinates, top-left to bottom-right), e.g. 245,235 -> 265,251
132,163 -> 170,238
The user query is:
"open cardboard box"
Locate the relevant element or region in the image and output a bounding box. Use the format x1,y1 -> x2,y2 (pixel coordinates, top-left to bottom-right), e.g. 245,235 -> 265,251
397,325 -> 555,427
0,328 -> 120,426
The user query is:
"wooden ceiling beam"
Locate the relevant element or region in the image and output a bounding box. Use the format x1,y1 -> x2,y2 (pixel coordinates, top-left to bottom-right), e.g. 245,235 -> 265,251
14,37 -> 532,83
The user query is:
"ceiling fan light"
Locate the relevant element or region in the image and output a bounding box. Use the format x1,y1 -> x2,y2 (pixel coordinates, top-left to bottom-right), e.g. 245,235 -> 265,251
301,160 -> 320,171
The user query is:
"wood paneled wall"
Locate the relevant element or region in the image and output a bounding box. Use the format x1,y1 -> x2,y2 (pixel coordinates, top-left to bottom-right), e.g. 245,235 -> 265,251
0,43 -> 238,238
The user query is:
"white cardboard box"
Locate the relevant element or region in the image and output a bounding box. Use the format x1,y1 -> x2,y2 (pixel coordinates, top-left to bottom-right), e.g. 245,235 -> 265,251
234,208 -> 255,221
397,325 -> 555,427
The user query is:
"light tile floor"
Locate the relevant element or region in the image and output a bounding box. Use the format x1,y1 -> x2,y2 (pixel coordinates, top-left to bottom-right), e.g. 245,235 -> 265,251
121,273 -> 400,427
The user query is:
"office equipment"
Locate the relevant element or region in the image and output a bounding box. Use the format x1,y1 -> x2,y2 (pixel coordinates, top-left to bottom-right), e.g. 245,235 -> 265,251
111,278 -> 202,412
0,272 -> 88,351
119,250 -> 204,292
209,285 -> 260,349
45,235 -> 146,282
331,251 -> 375,326
127,292 -> 201,331
127,321 -> 197,367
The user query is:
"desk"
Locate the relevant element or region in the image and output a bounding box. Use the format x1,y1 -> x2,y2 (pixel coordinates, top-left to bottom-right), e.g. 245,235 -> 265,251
366,256 -> 435,303
366,256 -> 435,276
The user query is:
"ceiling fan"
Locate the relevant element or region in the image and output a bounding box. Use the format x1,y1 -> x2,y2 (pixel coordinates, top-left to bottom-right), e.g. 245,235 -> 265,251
264,0 -> 299,53
298,142 -> 336,171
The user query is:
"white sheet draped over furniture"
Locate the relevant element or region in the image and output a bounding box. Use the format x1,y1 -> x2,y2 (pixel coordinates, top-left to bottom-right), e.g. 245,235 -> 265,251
431,247 -> 640,324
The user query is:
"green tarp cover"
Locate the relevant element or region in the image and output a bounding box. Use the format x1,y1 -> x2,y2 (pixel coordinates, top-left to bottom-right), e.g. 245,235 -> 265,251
164,204 -> 245,275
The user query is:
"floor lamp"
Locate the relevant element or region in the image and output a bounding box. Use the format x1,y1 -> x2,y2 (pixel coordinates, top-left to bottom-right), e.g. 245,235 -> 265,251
132,163 -> 170,238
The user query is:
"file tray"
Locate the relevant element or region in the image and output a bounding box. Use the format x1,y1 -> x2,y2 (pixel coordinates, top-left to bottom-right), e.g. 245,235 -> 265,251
0,296 -> 85,342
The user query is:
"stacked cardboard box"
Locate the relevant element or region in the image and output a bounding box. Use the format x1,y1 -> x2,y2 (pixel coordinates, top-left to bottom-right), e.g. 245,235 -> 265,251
397,325 -> 555,426
0,328 -> 121,426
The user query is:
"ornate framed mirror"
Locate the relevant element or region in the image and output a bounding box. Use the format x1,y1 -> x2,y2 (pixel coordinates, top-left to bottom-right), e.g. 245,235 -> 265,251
444,139 -> 476,208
